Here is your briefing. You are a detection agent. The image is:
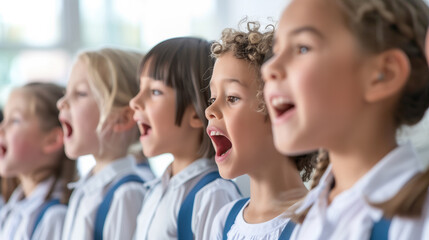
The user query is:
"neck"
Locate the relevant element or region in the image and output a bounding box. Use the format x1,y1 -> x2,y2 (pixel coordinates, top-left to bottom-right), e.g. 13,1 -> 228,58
93,152 -> 127,174
18,169 -> 53,198
327,118 -> 397,202
244,152 -> 308,223
171,153 -> 201,176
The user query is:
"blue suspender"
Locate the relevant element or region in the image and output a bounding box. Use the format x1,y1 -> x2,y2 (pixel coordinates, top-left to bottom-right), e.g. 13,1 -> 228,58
31,198 -> 62,239
222,198 -> 249,240
278,221 -> 296,240
94,174 -> 144,240
177,171 -> 222,240
222,197 -> 297,240
370,217 -> 391,240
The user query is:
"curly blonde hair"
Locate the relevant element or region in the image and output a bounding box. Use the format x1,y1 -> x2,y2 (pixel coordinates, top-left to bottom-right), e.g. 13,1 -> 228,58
211,21 -> 274,114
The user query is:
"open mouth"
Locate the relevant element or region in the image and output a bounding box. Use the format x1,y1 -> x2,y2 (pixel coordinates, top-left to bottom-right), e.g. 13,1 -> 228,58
138,122 -> 152,137
60,120 -> 73,138
208,130 -> 232,157
271,96 -> 295,117
0,144 -> 7,158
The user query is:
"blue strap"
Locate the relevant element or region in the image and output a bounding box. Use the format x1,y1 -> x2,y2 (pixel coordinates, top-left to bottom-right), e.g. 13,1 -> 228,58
31,198 -> 61,239
137,162 -> 150,168
177,171 -> 222,240
278,220 -> 296,240
370,217 -> 391,240
222,197 -> 249,240
94,174 -> 144,240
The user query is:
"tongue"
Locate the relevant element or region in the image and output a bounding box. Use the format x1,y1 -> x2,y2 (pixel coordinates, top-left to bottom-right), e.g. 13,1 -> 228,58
213,135 -> 232,156
143,124 -> 151,135
0,146 -> 6,157
277,103 -> 295,115
65,122 -> 73,137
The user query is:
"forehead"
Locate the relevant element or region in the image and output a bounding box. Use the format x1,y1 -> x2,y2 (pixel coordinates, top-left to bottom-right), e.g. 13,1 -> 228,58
277,0 -> 346,39
68,59 -> 90,87
211,52 -> 259,88
4,90 -> 34,116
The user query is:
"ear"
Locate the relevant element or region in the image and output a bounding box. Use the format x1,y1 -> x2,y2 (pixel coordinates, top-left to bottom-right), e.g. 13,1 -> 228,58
43,127 -> 64,154
113,107 -> 136,133
187,106 -> 204,129
364,49 -> 410,103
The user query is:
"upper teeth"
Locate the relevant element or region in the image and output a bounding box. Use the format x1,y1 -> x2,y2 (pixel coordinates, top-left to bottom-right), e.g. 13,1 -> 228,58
210,131 -> 223,136
271,97 -> 292,107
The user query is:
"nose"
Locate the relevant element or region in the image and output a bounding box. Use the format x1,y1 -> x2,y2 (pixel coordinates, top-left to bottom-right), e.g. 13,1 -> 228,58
129,91 -> 144,112
262,55 -> 286,83
205,100 -> 222,121
56,96 -> 67,110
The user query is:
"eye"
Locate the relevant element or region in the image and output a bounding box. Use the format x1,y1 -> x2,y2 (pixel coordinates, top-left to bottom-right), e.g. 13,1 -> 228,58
227,96 -> 240,103
207,98 -> 215,106
151,89 -> 163,96
75,91 -> 88,97
297,45 -> 311,54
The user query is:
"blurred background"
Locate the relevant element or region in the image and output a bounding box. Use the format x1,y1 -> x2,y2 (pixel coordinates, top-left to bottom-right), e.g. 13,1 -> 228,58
0,0 -> 428,185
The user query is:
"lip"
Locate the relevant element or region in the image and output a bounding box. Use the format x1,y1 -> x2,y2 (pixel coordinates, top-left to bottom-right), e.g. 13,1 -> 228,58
59,117 -> 73,139
206,126 -> 232,163
266,93 -> 296,125
135,119 -> 152,139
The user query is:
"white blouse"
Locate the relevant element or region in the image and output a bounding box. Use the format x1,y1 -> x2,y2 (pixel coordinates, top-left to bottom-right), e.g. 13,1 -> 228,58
0,177 -> 67,240
211,198 -> 294,240
134,158 -> 242,240
61,155 -> 145,240
291,143 -> 429,240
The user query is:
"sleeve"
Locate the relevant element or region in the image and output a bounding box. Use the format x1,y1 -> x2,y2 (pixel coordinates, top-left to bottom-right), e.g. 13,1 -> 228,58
192,179 -> 242,240
33,204 -> 67,240
103,182 -> 145,240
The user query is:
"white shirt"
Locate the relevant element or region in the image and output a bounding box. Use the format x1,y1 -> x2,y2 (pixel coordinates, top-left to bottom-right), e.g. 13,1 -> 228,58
134,158 -> 242,240
291,143 -> 429,240
211,198 -> 293,240
0,177 -> 67,240
62,155 -> 145,240
130,156 -> 156,182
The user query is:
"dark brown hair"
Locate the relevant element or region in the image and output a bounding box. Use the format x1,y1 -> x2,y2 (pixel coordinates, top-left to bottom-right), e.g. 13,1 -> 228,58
211,21 -> 316,181
139,37 -> 215,158
294,0 -> 429,222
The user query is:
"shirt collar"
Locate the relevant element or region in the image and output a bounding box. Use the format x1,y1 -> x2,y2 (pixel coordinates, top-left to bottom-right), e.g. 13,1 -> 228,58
296,143 -> 423,213
68,155 -> 137,194
160,158 -> 217,189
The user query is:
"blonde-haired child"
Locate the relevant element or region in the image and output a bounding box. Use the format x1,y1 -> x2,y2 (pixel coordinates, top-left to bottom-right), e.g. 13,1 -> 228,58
263,0 -> 429,239
58,48 -> 153,240
130,37 -> 241,239
0,82 -> 76,240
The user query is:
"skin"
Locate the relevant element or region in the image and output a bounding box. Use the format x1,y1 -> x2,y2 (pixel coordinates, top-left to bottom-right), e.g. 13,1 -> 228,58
0,90 -> 63,197
129,65 -> 204,176
206,52 -> 307,222
57,59 -> 135,174
263,0 -> 407,201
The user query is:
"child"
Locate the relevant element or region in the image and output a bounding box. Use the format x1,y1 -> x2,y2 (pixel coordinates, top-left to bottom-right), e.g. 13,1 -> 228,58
0,82 -> 76,240
130,37 -> 242,239
262,0 -> 429,239
58,48 -> 152,240
206,21 -> 315,239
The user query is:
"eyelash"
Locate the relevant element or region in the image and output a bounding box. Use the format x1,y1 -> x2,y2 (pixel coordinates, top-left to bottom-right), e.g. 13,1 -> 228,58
151,89 -> 163,96
207,96 -> 240,106
297,45 -> 311,54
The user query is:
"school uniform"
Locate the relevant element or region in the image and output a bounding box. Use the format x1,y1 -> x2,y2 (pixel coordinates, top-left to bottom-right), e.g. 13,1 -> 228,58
130,156 -> 156,182
61,155 -> 145,240
211,198 -> 294,240
290,143 -> 429,240
0,177 -> 66,240
134,158 -> 242,240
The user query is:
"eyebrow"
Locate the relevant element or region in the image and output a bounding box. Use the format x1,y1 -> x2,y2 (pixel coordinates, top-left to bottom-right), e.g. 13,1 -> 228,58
210,78 -> 247,88
289,26 -> 325,39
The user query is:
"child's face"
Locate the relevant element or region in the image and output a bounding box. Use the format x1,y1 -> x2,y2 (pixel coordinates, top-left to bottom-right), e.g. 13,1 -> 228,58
130,70 -> 197,158
0,91 -> 50,176
262,0 -> 373,154
205,52 -> 275,179
57,59 -> 101,159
